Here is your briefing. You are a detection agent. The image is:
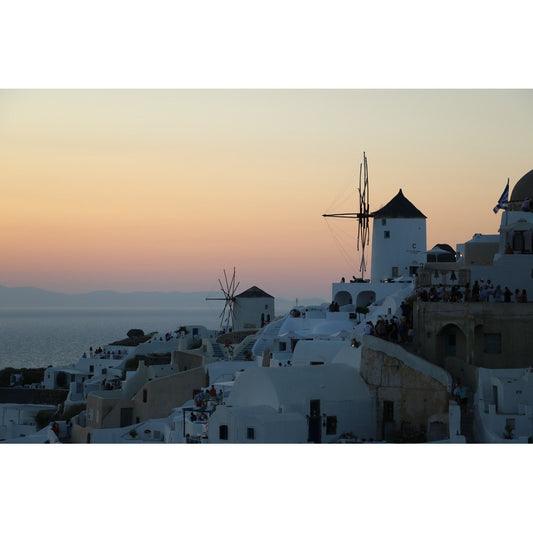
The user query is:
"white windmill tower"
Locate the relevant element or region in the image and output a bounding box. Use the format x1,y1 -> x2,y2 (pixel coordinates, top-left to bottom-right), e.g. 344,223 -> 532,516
323,152 -> 427,283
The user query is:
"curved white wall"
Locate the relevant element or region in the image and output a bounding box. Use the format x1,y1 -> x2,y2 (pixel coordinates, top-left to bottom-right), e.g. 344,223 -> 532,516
371,217 -> 426,282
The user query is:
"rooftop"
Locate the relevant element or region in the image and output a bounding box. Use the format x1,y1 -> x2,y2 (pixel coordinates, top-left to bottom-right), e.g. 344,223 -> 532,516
372,189 -> 426,219
236,286 -> 274,299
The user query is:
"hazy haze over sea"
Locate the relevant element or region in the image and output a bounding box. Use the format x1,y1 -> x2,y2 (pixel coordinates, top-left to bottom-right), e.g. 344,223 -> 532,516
0,286 -> 325,370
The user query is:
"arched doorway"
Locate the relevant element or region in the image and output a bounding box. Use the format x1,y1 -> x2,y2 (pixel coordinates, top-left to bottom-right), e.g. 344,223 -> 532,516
334,290 -> 352,306
436,323 -> 467,366
356,290 -> 376,309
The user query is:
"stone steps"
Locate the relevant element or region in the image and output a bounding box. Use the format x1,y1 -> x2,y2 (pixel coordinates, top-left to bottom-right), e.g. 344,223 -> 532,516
460,400 -> 476,443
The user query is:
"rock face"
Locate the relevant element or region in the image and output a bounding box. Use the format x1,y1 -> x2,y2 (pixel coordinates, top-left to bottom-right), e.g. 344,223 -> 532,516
127,329 -> 145,338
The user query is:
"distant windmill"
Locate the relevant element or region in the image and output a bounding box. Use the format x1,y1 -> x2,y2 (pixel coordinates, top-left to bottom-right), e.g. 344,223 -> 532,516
322,152 -> 371,277
205,268 -> 240,332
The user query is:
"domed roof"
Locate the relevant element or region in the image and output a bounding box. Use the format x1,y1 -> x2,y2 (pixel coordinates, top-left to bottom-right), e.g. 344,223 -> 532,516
510,169 -> 533,203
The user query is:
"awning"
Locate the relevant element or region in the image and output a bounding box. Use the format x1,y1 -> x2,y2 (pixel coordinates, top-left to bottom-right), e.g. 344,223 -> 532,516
425,247 -> 454,255
499,219 -> 533,232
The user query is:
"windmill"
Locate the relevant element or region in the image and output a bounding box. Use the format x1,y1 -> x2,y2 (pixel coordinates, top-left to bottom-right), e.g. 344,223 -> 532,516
205,268 -> 240,332
322,152 -> 372,277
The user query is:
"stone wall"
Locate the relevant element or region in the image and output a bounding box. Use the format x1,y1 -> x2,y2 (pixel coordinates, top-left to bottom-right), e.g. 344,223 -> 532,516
360,335 -> 451,442
413,301 -> 533,370
170,350 -> 204,371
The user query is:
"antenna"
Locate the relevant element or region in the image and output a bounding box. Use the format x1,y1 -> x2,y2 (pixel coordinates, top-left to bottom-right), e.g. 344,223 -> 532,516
206,268 -> 240,331
323,152 -> 372,277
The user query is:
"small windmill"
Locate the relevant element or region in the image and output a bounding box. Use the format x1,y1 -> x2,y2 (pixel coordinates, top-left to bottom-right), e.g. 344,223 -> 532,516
206,268 -> 240,332
323,152 -> 372,277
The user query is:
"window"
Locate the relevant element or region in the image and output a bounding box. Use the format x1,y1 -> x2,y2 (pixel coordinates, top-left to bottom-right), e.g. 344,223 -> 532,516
265,304 -> 269,309
326,416 -> 337,435
392,267 -> 399,277
219,425 -> 228,440
247,427 -> 255,440
384,231 -> 390,239
381,219 -> 387,226
279,342 -> 287,351
143,389 -> 148,403
484,333 -> 502,354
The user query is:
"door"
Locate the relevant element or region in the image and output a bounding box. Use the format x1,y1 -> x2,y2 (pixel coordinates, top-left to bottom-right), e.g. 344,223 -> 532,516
120,407 -> 133,428
308,399 -> 321,443
445,333 -> 456,358
382,401 -> 395,441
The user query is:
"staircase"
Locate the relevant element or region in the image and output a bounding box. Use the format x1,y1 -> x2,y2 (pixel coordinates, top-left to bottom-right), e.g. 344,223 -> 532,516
251,319 -> 284,358
233,336 -> 257,360
211,343 -> 224,358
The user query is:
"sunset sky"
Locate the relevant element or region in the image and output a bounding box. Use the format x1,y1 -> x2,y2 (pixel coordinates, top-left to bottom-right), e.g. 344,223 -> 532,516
1,89 -> 532,300
3,2 -> 533,524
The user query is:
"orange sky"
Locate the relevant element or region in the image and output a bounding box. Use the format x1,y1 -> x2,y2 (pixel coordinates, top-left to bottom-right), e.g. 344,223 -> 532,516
1,89 -> 532,300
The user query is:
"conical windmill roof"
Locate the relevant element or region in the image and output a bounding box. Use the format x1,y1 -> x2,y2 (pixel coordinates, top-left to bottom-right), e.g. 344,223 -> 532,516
235,286 -> 274,299
371,189 -> 426,219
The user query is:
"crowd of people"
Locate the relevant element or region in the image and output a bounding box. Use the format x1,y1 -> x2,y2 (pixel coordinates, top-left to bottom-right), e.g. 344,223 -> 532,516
363,299 -> 414,345
416,280 -> 528,303
194,385 -> 223,408
82,346 -> 125,359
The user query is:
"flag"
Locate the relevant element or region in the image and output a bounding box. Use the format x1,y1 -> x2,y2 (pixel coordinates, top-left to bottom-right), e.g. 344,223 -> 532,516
493,179 -> 509,213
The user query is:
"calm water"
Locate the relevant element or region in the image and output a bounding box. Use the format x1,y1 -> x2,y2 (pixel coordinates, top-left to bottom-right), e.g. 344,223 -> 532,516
0,308 -> 220,370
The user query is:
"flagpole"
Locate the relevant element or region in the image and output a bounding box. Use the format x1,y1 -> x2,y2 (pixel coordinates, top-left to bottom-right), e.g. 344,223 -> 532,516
505,178 -> 509,227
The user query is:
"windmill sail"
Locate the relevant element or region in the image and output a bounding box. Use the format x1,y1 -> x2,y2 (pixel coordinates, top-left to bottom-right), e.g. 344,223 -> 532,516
323,152 -> 371,277
206,268 -> 240,331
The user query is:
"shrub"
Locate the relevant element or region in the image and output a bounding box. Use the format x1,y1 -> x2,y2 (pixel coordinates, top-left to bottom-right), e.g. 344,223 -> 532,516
124,358 -> 139,371
127,329 -> 145,338
190,338 -> 202,349
34,410 -> 55,430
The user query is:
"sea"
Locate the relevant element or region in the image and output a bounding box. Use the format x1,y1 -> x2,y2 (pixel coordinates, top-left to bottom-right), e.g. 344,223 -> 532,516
0,307 -> 221,370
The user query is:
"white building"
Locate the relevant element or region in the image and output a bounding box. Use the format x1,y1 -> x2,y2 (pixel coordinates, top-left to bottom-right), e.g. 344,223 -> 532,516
474,367 -> 533,443
450,169 -> 533,298
371,188 -> 427,283
233,286 -> 275,331
207,364 -> 376,443
0,403 -> 57,441
332,188 -> 426,315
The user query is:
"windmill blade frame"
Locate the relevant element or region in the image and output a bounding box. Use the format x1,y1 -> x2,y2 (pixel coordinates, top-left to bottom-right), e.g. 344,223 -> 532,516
322,152 -> 372,278
206,267 -> 240,331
